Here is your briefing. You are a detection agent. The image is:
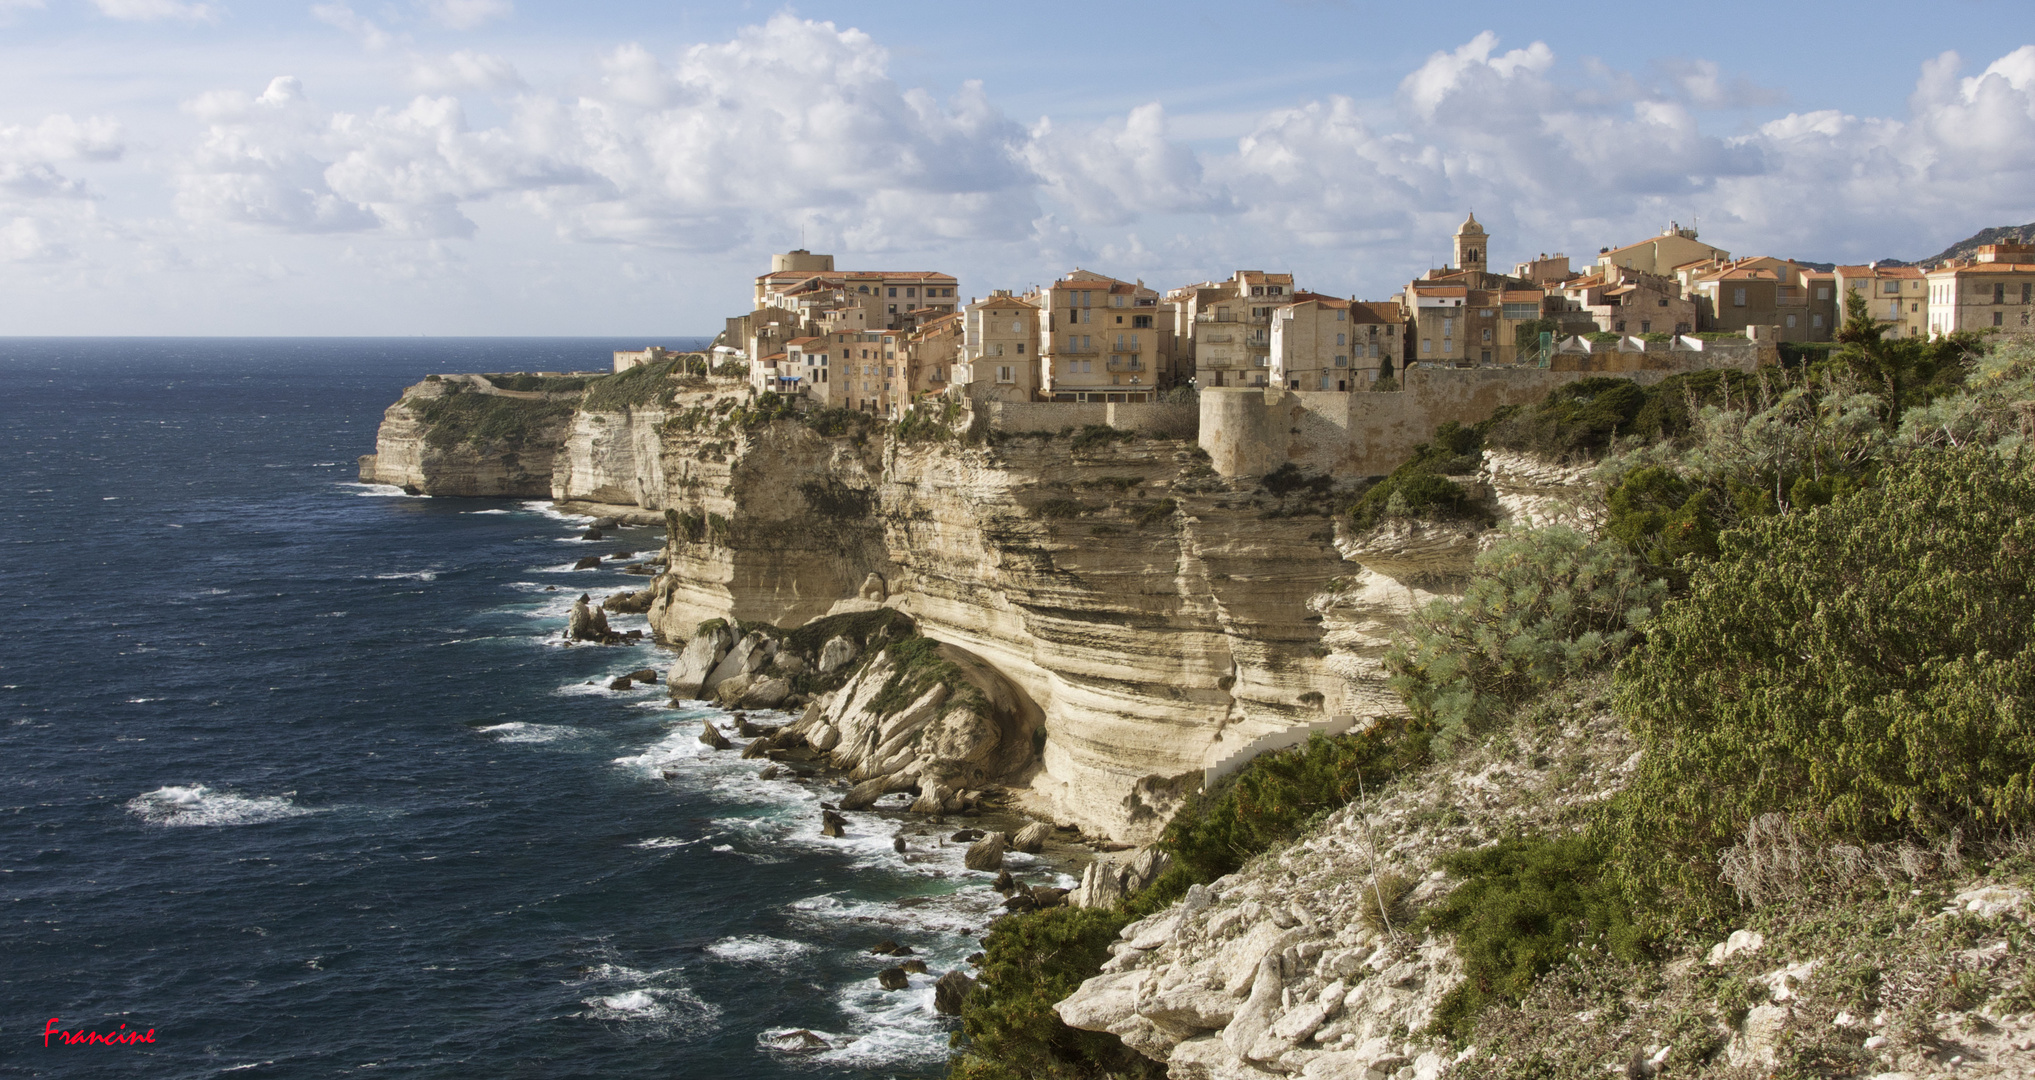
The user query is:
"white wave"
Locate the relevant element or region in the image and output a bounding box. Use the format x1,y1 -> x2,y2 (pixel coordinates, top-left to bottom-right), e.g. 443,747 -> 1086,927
373,570 -> 438,582
340,482 -> 426,498
571,962 -> 721,1040
629,836 -> 700,850
523,500 -> 594,523
310,462 -> 340,467
126,697 -> 160,704
126,785 -> 316,828
464,509 -> 511,514
478,722 -> 575,745
705,935 -> 818,967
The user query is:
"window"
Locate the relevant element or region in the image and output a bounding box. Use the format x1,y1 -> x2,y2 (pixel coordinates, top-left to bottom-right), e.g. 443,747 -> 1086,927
1481,328 -> 1492,344
997,366 -> 1014,383
1481,349 -> 1492,363
1997,284 -> 2007,303
1269,286 -> 1283,296
1733,287 -> 1747,307
1115,315 -> 1123,325
1335,333 -> 1346,346
1502,302 -> 1538,319
1016,343 -> 1025,354
2024,284 -> 2033,304
1911,303 -> 1919,313
1883,281 -> 1900,295
1813,314 -> 1825,329
1422,339 -> 1432,354
1615,320 -> 1626,332
1786,314 -> 1797,328
1641,321 -> 1651,333
1334,355 -> 1347,368
1133,315 -> 1152,329
1995,311 -> 2005,327
1658,298 -> 1670,307
1817,287 -> 1830,300
906,288 -> 916,298
888,287 -> 897,297
858,285 -> 869,294
1336,310 -> 1346,321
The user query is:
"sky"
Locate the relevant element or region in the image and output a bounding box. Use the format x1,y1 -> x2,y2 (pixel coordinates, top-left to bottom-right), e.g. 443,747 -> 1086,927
2,1 -> 2033,335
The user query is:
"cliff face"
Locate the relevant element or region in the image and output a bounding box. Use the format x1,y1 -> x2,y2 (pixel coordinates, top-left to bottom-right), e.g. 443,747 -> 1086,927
359,375 -> 577,497
371,373 -> 1607,840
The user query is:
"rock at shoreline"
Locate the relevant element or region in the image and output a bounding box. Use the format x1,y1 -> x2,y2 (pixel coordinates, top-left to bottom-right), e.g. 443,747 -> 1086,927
603,588 -> 655,614
760,1029 -> 830,1054
628,668 -> 657,683
580,528 -> 604,541
839,777 -> 891,811
893,834 -> 907,853
876,967 -> 909,991
609,550 -> 634,560
668,623 -> 734,700
964,832 -> 1006,872
817,635 -> 859,674
934,970 -> 975,1015
821,809 -> 847,838
870,940 -> 904,956
900,958 -> 928,975
572,555 -> 602,570
608,676 -> 633,691
1012,821 -> 1053,853
589,517 -> 619,530
702,631 -> 776,699
568,594 -> 619,643
758,765 -> 781,780
698,719 -> 731,751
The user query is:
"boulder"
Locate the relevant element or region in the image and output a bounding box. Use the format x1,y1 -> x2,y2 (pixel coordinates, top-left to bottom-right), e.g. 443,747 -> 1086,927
579,528 -> 604,541
964,832 -> 1006,872
934,969 -> 975,1016
758,765 -> 781,781
589,518 -> 620,530
698,719 -> 731,750
608,676 -> 633,691
1031,886 -> 1069,908
571,555 -> 602,570
992,869 -> 1015,893
609,550 -> 634,560
839,777 -> 892,812
859,573 -> 888,601
628,669 -> 657,683
950,829 -> 987,843
876,967 -> 909,991
724,676 -> 791,710
602,588 -> 655,614
821,809 -> 847,838
702,631 -> 776,699
668,624 -> 734,699
900,959 -> 929,975
567,595 -> 616,642
817,635 -> 859,674
870,940 -> 904,956
1011,822 -> 1053,853
759,1029 -> 829,1054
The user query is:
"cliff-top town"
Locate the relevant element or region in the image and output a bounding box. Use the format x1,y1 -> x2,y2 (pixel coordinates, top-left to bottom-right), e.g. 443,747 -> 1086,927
616,214 -> 2035,416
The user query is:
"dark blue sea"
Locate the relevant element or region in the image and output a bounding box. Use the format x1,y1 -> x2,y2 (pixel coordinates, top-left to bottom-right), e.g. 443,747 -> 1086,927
0,340 -> 1047,1079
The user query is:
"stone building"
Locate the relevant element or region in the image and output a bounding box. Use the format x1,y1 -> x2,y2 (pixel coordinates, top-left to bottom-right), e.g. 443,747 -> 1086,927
1557,264 -> 1697,338
1683,257 -> 1830,342
956,292 -> 1042,402
1170,270 -> 1295,387
1834,263 -> 1930,339
1597,223 -> 1730,276
1036,270 -> 1171,402
897,312 -> 962,405
1926,243 -> 2035,337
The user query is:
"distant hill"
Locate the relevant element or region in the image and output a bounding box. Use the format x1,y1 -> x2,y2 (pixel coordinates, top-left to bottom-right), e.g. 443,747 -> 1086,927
1790,221 -> 2035,272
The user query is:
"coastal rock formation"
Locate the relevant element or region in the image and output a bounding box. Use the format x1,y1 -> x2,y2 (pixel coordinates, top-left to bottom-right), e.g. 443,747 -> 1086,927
360,375 -> 577,496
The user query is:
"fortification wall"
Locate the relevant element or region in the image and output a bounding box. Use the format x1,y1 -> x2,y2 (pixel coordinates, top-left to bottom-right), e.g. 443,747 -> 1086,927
980,399 -> 1197,439
1201,347 -> 1764,477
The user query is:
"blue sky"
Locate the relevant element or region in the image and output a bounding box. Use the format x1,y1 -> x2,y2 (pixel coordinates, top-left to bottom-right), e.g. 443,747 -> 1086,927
2,1 -> 2032,335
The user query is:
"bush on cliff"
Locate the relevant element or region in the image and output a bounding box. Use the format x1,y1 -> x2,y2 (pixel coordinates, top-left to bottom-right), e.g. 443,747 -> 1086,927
950,905 -> 1164,1080
1386,527 -> 1664,756
1344,421 -> 1489,531
1606,446 -> 2035,926
580,356 -> 685,410
409,391 -> 574,450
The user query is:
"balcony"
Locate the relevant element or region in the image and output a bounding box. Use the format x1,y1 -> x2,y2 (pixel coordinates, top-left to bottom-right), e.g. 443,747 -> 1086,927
1107,359 -> 1145,372
1111,339 -> 1143,353
1055,341 -> 1098,354
1196,312 -> 1237,323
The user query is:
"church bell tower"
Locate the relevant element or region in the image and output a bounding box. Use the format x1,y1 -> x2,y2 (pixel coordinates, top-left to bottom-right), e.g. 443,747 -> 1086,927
1453,212 -> 1488,274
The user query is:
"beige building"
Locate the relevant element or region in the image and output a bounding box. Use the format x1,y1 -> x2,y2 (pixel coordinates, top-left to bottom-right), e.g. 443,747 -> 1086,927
1598,223 -> 1730,276
1268,294 -> 1406,390
897,312 -> 962,405
613,345 -> 683,373
1557,265 -> 1696,337
1926,243 -> 2035,337
1405,284 -> 1548,366
1834,264 -> 1929,339
956,292 -> 1042,401
805,328 -> 902,412
751,249 -> 958,335
1681,257 -> 1832,342
1184,270 -> 1295,387
1037,270 -> 1171,402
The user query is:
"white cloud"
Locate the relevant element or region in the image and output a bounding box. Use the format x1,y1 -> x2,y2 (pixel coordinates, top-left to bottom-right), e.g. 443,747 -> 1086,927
312,2 -> 395,50
1022,103 -> 1228,225
408,50 -> 523,92
92,0 -> 216,22
422,0 -> 510,31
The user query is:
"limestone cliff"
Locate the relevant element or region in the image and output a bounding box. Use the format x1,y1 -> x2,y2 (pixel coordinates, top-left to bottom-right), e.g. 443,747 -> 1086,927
359,374 -> 579,497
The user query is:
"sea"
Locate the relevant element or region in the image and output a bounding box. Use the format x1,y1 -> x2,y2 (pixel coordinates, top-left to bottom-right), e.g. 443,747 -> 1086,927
0,339 -> 1063,1079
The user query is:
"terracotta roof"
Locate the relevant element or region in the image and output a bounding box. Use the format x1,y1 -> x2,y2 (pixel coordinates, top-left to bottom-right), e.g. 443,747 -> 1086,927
1836,264 -> 1924,279
1930,263 -> 2035,274
1410,284 -> 1467,296
785,337 -> 822,347
969,295 -> 1039,310
1499,289 -> 1544,301
1351,302 -> 1405,324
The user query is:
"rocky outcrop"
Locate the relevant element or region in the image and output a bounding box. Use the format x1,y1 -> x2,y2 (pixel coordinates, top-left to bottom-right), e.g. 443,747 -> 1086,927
1053,677 -> 1644,1080
360,375 -> 577,496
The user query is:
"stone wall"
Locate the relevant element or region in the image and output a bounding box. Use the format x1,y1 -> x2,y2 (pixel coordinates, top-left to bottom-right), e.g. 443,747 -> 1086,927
1200,346 -> 1765,478
981,399 -> 1198,439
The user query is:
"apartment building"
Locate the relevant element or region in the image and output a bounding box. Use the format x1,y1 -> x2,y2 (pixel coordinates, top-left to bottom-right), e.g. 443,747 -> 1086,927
1037,270 -> 1170,402
1834,264 -> 1930,339
1925,243 -> 2035,337
751,249 -> 959,333
898,312 -> 962,405
1185,270 -> 1295,387
806,328 -> 902,412
956,292 -> 1041,401
1558,265 -> 1696,337
1598,223 -> 1730,276
1267,295 -> 1407,390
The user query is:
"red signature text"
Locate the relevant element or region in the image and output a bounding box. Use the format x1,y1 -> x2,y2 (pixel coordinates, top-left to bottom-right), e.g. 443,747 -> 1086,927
43,1018 -> 156,1047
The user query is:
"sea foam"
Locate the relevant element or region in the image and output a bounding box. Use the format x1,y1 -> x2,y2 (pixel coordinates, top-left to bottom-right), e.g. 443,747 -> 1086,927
126,785 -> 316,827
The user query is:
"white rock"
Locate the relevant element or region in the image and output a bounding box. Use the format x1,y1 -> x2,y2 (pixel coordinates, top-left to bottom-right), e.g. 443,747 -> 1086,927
1055,970 -> 1145,1033
1757,959 -> 1820,1002
1955,884 -> 2030,920
1707,928 -> 1765,965
1222,955 -> 1284,1057
1863,1034 -> 1889,1051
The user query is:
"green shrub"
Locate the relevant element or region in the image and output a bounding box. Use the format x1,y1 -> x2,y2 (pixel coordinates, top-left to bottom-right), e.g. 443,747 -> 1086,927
1161,727 -> 1423,883
481,372 -> 592,393
1386,528 -> 1664,755
950,906 -> 1163,1080
1036,499 -> 1085,520
581,357 -> 683,410
408,391 -> 573,450
1607,447 -> 2035,926
728,391 -> 798,429
1262,463 -> 1333,497
802,407 -> 876,439
1424,833 -> 1643,1039
1346,421 -> 1489,531
1130,498 -> 1177,526
1070,424 -> 1135,453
